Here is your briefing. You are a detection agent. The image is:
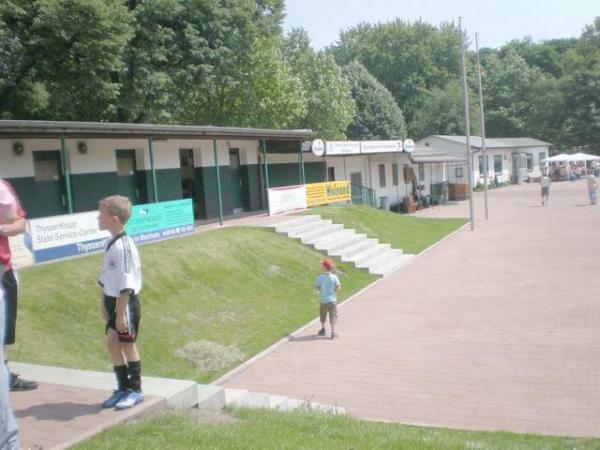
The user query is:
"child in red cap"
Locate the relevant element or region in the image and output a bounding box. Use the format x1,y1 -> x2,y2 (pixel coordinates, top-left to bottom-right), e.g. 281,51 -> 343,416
315,259 -> 341,339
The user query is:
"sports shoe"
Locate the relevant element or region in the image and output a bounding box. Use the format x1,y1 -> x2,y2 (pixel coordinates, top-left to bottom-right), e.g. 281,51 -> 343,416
10,373 -> 38,391
317,328 -> 326,336
115,390 -> 144,410
101,390 -> 128,409
331,332 -> 337,340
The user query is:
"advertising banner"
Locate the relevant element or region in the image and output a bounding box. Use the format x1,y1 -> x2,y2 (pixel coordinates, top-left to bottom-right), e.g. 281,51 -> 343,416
325,141 -> 361,156
268,185 -> 307,216
360,140 -> 402,154
28,199 -> 195,263
306,181 -> 351,207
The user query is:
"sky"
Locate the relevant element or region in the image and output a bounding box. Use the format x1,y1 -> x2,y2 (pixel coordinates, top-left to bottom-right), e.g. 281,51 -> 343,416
283,0 -> 597,50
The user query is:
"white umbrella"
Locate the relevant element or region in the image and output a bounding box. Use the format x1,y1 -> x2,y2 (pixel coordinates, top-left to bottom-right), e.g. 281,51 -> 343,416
570,152 -> 600,161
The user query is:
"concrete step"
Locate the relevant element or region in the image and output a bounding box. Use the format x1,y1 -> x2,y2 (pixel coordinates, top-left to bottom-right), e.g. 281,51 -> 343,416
197,384 -> 226,411
230,391 -> 288,410
274,215 -> 321,233
338,238 -> 379,260
350,243 -> 391,266
300,224 -> 344,244
321,233 -> 367,254
362,249 -> 404,273
373,254 -> 415,277
287,219 -> 332,237
312,230 -> 358,250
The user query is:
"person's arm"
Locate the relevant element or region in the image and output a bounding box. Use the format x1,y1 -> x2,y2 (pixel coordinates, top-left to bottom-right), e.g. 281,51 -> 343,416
100,288 -> 109,322
0,217 -> 25,237
115,289 -> 131,333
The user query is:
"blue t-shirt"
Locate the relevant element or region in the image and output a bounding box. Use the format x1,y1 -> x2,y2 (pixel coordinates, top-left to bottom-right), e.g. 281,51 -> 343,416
315,272 -> 340,304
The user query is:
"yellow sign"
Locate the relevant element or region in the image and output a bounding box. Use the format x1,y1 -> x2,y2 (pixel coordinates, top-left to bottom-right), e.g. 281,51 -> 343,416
306,181 -> 351,207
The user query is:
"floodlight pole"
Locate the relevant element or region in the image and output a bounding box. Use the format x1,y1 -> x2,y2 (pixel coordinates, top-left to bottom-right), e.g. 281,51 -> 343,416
475,33 -> 489,220
459,17 -> 475,231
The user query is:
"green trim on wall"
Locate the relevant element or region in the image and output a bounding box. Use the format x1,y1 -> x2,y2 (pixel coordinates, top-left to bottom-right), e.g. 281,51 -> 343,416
194,166 -> 233,220
143,168 -> 183,203
268,162 -> 326,187
71,172 -> 119,212
240,164 -> 261,211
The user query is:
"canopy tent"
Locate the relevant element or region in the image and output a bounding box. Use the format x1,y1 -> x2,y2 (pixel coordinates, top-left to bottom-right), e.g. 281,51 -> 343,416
543,153 -> 600,162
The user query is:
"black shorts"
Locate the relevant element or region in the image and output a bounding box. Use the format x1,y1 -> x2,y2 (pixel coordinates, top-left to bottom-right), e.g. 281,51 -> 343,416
104,293 -> 141,343
1,269 -> 18,346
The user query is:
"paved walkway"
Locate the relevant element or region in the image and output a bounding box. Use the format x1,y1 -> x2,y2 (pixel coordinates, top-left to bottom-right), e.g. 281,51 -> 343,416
221,180 -> 600,437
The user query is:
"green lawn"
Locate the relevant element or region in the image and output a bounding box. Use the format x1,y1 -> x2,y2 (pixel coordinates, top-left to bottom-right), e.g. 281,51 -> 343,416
14,227 -> 377,383
302,205 -> 467,254
76,408 -> 600,450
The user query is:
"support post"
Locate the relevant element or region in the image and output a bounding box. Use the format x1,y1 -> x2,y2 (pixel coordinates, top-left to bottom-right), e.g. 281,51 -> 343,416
459,17 -> 475,230
148,138 -> 159,202
60,137 -> 73,213
262,140 -> 270,214
213,139 -> 224,226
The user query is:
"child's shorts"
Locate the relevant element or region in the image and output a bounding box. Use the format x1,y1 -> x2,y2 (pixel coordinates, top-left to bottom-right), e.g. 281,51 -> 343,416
320,302 -> 338,322
104,293 -> 141,343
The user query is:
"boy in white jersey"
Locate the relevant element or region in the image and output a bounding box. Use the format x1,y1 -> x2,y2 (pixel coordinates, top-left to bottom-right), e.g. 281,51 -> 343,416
97,195 -> 143,410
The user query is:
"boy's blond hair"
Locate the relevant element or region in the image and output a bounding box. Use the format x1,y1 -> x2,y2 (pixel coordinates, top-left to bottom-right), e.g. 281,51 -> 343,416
98,195 -> 132,224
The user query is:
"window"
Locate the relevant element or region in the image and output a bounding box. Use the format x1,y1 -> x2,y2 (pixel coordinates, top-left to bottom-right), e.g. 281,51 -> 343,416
327,166 -> 335,181
478,155 -> 484,174
455,167 -> 464,178
392,163 -> 399,186
538,152 -> 546,167
418,164 -> 425,182
494,155 -> 503,174
526,153 -> 534,171
116,150 -> 136,176
378,164 -> 386,188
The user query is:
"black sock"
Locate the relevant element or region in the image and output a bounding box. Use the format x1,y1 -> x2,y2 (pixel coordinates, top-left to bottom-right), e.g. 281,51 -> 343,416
114,365 -> 129,391
128,360 -> 142,392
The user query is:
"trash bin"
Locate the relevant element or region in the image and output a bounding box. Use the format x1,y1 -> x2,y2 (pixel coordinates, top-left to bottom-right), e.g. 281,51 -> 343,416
379,196 -> 390,210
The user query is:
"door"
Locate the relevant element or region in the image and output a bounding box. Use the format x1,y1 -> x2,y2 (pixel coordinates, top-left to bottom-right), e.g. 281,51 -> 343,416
116,150 -> 141,203
32,150 -> 67,217
350,172 -> 362,186
229,149 -> 243,212
179,148 -> 197,213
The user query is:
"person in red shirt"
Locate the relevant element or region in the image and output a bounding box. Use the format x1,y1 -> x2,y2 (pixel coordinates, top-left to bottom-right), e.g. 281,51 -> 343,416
0,179 -> 37,391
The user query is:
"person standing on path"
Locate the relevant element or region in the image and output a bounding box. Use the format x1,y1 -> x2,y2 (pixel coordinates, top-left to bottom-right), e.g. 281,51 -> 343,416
315,259 -> 341,340
0,179 -> 38,392
0,181 -> 20,450
540,172 -> 551,206
97,196 -> 144,410
586,172 -> 598,205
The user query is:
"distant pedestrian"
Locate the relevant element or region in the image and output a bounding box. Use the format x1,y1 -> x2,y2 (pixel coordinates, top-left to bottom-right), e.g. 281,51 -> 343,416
315,259 -> 341,339
587,172 -> 598,205
540,172 -> 551,206
97,196 -> 144,410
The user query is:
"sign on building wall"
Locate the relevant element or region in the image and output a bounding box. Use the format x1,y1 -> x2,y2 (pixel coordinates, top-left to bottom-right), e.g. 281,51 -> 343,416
326,141 -> 361,156
27,199 -> 195,263
268,185 -> 307,216
306,181 -> 351,207
360,141 -> 403,154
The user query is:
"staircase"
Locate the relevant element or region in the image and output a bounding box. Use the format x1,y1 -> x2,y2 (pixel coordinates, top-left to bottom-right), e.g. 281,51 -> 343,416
274,215 -> 414,277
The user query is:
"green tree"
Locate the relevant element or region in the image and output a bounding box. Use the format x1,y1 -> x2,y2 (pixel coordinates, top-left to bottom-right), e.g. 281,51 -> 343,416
343,61 -> 406,140
284,28 -> 355,139
0,0 -> 132,120
412,79 -> 480,139
330,20 -> 461,132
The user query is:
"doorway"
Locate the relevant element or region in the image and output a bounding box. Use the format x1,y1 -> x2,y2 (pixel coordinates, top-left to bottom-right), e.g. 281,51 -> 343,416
179,148 -> 197,213
32,150 -> 67,217
116,149 -> 143,203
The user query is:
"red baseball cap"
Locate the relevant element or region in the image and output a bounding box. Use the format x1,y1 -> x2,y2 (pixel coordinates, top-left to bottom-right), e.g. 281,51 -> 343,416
321,259 -> 334,270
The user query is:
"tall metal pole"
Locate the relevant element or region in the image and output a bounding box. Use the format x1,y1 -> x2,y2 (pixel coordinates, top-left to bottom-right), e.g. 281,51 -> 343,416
212,139 -> 224,226
475,33 -> 489,220
459,17 -> 475,230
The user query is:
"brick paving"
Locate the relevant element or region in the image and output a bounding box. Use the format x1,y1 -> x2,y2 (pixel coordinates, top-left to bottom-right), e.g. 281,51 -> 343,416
222,180 -> 600,437
12,383 -> 164,449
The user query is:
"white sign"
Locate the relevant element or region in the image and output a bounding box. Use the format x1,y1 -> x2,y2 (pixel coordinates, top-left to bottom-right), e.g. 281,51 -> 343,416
29,211 -> 109,252
268,185 -> 308,216
403,139 -> 415,153
360,140 -> 402,154
311,139 -> 325,157
325,141 -> 361,156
